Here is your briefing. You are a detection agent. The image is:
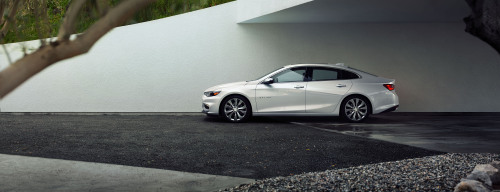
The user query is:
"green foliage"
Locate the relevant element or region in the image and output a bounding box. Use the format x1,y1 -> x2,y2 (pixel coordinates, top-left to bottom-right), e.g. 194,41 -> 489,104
1,0 -> 234,44
130,0 -> 234,24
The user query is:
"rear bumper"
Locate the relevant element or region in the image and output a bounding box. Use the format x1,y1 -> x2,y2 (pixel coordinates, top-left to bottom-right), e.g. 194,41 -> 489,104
380,105 -> 399,113
371,90 -> 399,114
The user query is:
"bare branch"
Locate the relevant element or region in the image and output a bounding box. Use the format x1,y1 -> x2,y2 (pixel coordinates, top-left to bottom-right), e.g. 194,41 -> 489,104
1,1 -> 21,65
0,1 -> 6,25
0,0 -> 22,42
32,0 -> 47,46
39,0 -> 50,46
0,0 -> 157,98
96,0 -> 110,17
57,0 -> 86,41
77,0 -> 156,51
464,0 -> 500,54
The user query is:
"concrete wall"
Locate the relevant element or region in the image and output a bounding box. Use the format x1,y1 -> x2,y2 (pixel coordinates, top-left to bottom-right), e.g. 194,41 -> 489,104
1,2 -> 499,112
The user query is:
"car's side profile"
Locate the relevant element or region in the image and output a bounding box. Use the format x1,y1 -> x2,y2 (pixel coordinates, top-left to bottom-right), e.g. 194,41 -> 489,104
202,63 -> 399,123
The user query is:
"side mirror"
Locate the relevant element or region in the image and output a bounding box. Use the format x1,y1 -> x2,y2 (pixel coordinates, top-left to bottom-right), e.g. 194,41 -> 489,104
262,78 -> 274,84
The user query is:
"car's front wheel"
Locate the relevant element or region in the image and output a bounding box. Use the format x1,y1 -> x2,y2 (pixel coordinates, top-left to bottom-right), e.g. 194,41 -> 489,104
220,95 -> 251,123
340,96 -> 370,122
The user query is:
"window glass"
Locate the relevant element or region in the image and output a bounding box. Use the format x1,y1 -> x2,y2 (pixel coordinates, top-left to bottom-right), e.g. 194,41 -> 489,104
250,67 -> 283,81
340,70 -> 359,79
312,68 -> 338,81
273,68 -> 306,83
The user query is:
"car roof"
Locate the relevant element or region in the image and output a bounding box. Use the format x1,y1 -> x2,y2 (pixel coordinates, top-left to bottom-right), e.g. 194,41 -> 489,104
283,63 -> 378,77
284,63 -> 350,70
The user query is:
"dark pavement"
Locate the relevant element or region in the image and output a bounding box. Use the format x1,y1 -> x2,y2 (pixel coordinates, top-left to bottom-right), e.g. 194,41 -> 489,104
285,113 -> 500,153
0,114 -> 441,179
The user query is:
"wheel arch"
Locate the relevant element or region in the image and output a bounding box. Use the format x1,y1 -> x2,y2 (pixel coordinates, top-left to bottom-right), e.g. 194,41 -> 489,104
218,94 -> 253,117
341,93 -> 373,115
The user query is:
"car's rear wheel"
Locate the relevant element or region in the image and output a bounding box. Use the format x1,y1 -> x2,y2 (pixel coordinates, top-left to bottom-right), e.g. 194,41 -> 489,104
340,96 -> 370,122
220,95 -> 251,123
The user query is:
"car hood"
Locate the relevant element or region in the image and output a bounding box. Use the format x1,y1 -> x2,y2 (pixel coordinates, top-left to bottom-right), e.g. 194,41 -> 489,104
205,81 -> 248,91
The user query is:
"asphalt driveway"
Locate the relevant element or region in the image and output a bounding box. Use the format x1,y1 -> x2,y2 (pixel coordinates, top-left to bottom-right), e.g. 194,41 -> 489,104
0,114 -> 440,179
285,113 -> 500,153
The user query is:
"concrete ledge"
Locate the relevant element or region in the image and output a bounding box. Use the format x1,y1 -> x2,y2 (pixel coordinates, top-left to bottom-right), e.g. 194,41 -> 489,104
0,154 -> 253,192
0,112 -> 206,116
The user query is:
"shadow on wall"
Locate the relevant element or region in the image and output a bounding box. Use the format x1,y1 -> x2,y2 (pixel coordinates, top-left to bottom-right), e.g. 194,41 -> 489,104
237,23 -> 500,112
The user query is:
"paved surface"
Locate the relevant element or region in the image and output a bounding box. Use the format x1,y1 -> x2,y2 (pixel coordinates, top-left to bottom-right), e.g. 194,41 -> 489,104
285,114 -> 500,153
0,154 -> 252,192
0,114 -> 440,180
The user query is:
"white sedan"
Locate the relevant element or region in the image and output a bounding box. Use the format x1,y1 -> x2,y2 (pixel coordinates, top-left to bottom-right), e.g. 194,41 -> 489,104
202,63 -> 399,123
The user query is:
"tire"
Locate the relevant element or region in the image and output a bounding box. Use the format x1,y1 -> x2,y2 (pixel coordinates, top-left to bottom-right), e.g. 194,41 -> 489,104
220,95 -> 251,123
340,96 -> 370,122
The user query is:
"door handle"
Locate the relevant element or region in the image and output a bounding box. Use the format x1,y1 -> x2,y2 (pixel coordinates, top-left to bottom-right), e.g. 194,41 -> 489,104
294,85 -> 305,89
336,84 -> 347,88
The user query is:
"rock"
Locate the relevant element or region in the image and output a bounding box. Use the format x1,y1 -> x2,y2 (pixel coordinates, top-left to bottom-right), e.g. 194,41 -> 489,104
474,164 -> 500,185
491,161 -> 500,169
468,170 -> 493,187
454,179 -> 492,192
221,153 -> 499,192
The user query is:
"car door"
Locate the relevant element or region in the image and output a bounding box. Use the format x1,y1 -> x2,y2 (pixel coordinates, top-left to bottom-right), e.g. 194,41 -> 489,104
306,67 -> 353,113
255,67 -> 307,113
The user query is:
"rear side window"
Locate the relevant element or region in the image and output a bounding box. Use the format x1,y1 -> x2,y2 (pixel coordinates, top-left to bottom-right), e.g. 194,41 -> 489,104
309,67 -> 360,81
311,68 -> 338,81
340,70 -> 359,79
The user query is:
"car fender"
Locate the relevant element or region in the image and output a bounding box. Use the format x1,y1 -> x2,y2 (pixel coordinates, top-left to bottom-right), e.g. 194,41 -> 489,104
217,87 -> 256,115
333,91 -> 374,116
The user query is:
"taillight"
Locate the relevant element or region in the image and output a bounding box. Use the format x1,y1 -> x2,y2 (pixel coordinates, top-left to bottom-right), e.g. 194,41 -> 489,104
383,84 -> 395,91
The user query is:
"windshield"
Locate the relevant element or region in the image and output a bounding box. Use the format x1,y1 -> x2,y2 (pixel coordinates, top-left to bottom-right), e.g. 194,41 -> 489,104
248,67 -> 284,81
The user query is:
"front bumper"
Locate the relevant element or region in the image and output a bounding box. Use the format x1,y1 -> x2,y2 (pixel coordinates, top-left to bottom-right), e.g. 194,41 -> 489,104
202,95 -> 221,116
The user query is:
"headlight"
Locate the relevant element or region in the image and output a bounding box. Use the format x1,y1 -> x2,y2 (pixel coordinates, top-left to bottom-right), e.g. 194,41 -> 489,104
204,91 -> 221,97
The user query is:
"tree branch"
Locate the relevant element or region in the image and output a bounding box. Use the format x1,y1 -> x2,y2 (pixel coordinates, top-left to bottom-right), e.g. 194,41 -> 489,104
96,0 -> 110,17
77,0 -> 156,52
39,0 -> 50,46
0,0 -> 157,98
57,0 -> 86,41
33,0 -> 49,46
0,1 -> 6,25
464,0 -> 500,54
0,0 -> 22,42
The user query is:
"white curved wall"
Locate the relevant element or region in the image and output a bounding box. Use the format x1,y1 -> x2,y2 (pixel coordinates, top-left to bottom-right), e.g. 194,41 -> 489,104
1,2 -> 499,112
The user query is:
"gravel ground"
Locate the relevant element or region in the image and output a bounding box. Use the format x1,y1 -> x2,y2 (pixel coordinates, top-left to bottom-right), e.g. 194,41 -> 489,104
221,153 -> 500,191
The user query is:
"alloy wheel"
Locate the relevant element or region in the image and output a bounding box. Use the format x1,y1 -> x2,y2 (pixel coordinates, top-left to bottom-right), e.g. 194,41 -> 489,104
224,97 -> 248,122
344,98 -> 368,121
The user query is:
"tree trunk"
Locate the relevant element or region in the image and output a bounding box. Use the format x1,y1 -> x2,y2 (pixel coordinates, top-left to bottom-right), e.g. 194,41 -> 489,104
0,0 -> 156,99
464,0 -> 500,54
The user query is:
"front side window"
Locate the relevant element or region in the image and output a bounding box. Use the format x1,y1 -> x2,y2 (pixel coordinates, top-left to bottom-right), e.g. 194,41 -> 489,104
311,68 -> 339,81
250,67 -> 284,81
272,67 -> 306,83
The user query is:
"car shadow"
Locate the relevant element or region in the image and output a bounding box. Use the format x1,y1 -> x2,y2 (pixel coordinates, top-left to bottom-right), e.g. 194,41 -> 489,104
270,115 -> 402,124
203,115 -> 287,124
203,114 -> 403,124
